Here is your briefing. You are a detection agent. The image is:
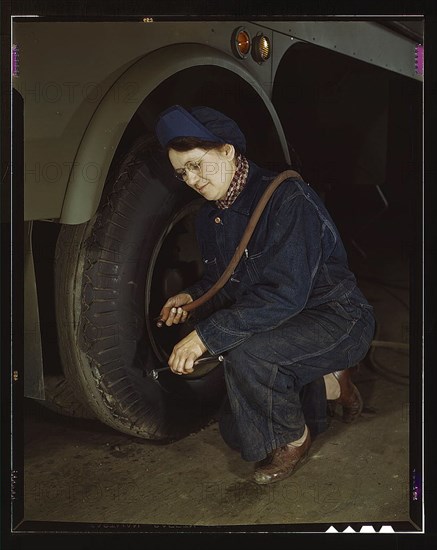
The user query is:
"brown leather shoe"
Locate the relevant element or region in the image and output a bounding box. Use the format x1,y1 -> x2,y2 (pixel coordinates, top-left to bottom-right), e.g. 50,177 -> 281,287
253,429 -> 311,485
332,368 -> 363,423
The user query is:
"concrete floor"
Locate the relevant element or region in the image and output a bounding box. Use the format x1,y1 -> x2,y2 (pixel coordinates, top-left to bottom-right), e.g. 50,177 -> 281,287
22,247 -> 418,530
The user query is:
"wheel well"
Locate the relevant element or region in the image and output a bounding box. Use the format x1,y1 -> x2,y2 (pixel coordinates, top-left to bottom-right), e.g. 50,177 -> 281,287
99,64 -> 291,213
61,43 -> 291,225
272,41 -> 422,260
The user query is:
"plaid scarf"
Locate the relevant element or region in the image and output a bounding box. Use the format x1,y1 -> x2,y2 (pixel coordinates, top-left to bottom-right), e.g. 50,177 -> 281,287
215,154 -> 249,210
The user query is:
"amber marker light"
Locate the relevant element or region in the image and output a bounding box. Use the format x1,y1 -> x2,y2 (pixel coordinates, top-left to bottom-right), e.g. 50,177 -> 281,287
232,27 -> 251,59
252,34 -> 271,63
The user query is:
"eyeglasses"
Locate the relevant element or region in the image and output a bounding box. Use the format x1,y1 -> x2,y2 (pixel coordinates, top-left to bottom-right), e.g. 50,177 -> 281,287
173,150 -> 209,182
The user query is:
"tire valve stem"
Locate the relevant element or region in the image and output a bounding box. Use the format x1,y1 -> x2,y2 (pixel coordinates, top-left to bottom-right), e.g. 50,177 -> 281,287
153,315 -> 165,328
148,355 -> 224,380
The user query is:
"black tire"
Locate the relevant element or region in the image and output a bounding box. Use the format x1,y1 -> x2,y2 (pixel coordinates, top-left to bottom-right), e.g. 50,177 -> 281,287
42,375 -> 96,419
54,136 -> 226,440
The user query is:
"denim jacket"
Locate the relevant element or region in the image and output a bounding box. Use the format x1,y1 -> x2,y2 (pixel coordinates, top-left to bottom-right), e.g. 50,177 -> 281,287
185,161 -> 373,355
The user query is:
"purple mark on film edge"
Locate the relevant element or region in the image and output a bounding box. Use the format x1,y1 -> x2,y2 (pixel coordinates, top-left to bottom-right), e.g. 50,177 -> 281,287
12,44 -> 19,77
412,469 -> 422,501
415,44 -> 424,75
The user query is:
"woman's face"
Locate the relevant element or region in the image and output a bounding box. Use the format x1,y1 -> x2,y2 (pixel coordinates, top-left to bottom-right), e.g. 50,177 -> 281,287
168,145 -> 236,201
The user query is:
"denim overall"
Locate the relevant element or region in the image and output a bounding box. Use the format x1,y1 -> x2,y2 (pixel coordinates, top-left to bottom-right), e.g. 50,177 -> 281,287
185,161 -> 375,462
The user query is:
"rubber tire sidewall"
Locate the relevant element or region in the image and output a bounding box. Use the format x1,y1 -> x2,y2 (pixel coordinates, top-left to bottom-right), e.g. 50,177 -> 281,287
55,137 -> 226,440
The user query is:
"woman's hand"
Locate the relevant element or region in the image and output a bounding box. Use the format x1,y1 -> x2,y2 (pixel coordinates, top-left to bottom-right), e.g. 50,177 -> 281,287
168,330 -> 207,375
159,293 -> 193,326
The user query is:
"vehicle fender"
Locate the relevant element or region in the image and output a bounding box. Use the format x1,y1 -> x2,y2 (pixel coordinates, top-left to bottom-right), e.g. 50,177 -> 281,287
60,43 -> 290,225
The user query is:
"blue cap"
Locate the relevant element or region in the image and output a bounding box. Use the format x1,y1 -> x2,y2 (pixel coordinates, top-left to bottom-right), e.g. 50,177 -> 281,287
155,105 -> 246,153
